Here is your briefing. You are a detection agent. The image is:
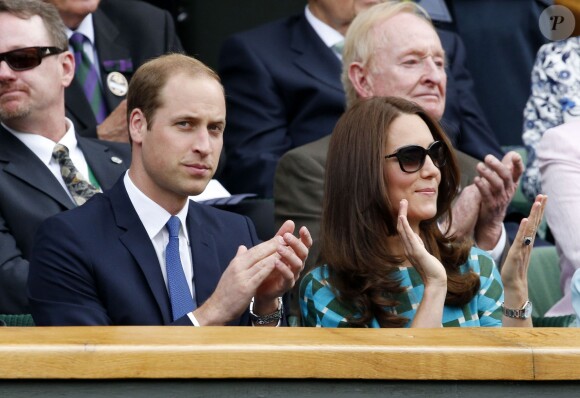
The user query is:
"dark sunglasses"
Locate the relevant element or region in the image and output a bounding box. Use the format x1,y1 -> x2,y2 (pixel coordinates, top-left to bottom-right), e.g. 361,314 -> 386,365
385,140 -> 447,173
0,46 -> 65,71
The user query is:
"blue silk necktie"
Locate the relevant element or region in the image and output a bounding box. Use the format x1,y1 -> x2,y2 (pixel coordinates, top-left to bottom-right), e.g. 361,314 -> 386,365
165,216 -> 195,321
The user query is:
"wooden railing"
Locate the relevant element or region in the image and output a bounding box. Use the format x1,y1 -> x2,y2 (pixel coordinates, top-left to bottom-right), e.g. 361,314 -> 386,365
1,327 -> 580,380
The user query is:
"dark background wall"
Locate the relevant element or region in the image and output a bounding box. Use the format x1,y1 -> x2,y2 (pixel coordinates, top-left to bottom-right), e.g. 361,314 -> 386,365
176,0 -> 306,69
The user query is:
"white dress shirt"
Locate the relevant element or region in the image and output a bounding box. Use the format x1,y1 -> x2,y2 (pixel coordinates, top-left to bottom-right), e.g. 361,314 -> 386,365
123,172 -> 196,302
304,5 -> 344,59
124,172 -> 199,327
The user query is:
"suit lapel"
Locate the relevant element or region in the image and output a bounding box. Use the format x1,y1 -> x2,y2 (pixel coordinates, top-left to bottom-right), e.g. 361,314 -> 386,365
65,80 -> 96,131
109,181 -> 172,324
77,137 -> 128,188
0,126 -> 75,209
92,8 -> 130,113
290,15 -> 344,93
187,202 -> 222,307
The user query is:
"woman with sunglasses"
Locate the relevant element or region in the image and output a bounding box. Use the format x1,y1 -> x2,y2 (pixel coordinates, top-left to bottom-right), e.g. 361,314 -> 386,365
300,96 -> 546,328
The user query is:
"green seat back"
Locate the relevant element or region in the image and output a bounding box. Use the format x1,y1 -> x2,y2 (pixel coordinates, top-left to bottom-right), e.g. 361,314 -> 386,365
528,246 -> 563,318
0,314 -> 35,327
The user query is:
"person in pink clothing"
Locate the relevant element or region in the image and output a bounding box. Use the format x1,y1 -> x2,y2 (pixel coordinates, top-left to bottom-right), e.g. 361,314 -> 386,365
537,119 -> 580,316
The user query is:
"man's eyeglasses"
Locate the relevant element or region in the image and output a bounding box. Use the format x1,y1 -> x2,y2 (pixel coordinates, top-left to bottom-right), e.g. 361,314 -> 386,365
385,140 -> 447,173
0,47 -> 65,72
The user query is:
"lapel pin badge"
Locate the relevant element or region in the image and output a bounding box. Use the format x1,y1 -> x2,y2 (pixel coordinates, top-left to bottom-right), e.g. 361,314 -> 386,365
111,156 -> 123,164
106,71 -> 129,97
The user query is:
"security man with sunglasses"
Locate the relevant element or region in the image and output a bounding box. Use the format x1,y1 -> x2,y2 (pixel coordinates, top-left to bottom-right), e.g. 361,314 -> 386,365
0,0 -> 130,314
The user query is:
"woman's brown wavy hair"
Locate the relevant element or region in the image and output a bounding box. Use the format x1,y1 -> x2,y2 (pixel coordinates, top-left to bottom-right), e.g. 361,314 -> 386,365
319,96 -> 479,327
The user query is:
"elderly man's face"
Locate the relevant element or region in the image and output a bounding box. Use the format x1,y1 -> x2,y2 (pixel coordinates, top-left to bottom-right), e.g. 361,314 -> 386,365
367,12 -> 447,120
309,0 -> 381,34
45,0 -> 101,28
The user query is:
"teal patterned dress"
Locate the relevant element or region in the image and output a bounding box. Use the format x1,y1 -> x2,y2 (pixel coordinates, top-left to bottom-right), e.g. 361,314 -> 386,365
300,247 -> 504,327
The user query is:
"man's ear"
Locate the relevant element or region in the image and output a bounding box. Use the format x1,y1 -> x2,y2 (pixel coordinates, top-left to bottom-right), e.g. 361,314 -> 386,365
128,108 -> 147,144
61,51 -> 75,88
348,62 -> 374,99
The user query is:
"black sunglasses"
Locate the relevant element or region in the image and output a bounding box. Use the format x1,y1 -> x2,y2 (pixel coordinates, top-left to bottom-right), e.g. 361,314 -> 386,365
0,46 -> 65,71
385,140 -> 447,173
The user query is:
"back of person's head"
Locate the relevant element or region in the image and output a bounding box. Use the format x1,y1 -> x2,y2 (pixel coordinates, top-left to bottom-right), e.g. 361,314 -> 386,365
321,96 -> 476,327
0,0 -> 68,50
341,1 -> 432,107
127,53 -> 222,130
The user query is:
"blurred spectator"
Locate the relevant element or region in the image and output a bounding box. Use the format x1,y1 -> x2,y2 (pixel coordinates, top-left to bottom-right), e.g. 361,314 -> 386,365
522,36 -> 580,202
46,0 -> 182,142
218,0 -> 367,197
537,119 -> 580,316
451,0 -> 549,147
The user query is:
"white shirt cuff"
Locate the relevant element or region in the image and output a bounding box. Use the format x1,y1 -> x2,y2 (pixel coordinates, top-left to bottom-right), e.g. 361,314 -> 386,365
187,312 -> 200,326
485,223 -> 507,265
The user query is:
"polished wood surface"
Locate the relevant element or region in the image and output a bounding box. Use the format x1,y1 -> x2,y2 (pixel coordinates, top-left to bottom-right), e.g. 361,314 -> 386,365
1,327 -> 579,380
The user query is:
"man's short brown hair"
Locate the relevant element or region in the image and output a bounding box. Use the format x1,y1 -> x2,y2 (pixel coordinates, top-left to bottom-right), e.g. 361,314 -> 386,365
0,0 -> 68,50
127,53 -> 222,129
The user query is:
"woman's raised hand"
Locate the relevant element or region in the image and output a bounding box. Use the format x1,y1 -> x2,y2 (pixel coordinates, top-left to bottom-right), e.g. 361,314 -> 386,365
397,199 -> 447,287
501,194 -> 547,296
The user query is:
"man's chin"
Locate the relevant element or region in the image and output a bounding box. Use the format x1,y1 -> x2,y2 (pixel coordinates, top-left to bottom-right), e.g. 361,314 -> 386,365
0,106 -> 30,122
417,102 -> 444,121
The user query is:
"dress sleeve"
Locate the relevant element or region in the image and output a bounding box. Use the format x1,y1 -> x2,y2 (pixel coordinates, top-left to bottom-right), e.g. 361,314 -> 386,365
470,249 -> 504,327
299,267 -> 352,327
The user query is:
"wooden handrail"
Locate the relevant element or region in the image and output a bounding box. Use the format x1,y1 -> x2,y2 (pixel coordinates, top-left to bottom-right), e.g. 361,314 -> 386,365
1,327 -> 579,380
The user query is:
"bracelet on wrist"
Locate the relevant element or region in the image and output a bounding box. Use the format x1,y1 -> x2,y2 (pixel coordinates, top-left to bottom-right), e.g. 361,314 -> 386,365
249,297 -> 283,326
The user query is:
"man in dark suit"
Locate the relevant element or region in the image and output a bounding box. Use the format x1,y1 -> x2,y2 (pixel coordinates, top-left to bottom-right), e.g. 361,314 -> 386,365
0,0 -> 130,314
274,2 -> 522,319
218,0 -> 367,197
28,53 -> 311,326
218,0 -> 504,198
46,0 -> 182,142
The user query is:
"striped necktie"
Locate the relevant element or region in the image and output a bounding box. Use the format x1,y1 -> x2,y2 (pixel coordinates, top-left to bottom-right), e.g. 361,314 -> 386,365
69,32 -> 107,124
165,216 -> 195,321
52,144 -> 100,206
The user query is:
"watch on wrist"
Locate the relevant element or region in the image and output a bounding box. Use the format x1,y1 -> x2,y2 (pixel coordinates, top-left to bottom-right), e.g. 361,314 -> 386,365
249,297 -> 283,326
502,300 -> 532,319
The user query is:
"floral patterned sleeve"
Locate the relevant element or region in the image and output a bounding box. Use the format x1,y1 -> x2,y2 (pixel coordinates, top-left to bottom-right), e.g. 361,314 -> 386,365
521,38 -> 580,202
